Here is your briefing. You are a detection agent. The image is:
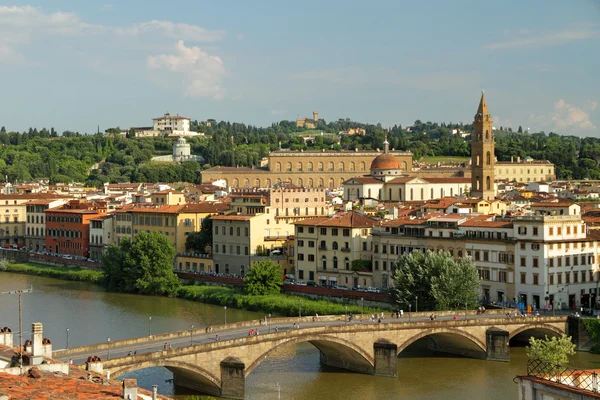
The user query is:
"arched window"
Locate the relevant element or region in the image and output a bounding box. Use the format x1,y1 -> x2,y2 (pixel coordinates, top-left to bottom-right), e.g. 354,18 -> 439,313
486,176 -> 491,190
350,162 -> 355,171
402,161 -> 408,170
297,162 -> 303,172
266,178 -> 271,187
485,130 -> 489,140
339,162 -> 344,172
410,188 -> 414,200
308,178 -> 314,187
329,162 -> 334,171
286,162 -> 292,172
388,188 -> 392,200
345,257 -> 350,270
308,162 -> 313,172
328,178 -> 334,188
476,155 -> 480,166
297,178 -> 303,186
333,256 -> 338,269
339,177 -> 345,187
318,178 -> 324,187
430,188 -> 434,199
322,256 -> 327,270
255,179 -> 260,187
440,188 -> 444,198
420,188 -> 424,200
276,162 -> 281,172
486,151 -> 491,165
318,162 -> 324,171
244,178 -> 249,187
360,161 -> 366,171
332,241 -> 338,250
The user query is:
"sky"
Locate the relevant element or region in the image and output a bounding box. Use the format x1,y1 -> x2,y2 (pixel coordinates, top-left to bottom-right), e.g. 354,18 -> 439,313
0,1 -> 599,136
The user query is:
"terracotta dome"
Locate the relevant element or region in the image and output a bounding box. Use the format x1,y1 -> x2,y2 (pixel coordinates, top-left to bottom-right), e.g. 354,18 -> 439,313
370,153 -> 401,170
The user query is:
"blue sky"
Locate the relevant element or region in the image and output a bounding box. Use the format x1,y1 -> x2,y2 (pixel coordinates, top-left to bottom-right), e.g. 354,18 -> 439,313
1,1 -> 599,135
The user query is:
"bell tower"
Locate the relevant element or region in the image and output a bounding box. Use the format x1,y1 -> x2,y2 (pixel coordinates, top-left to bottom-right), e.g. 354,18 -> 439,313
471,91 -> 495,200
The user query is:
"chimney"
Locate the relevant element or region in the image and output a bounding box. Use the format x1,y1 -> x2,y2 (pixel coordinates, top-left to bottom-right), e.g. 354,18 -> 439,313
517,156 -> 521,163
122,378 -> 138,400
152,385 -> 158,400
31,323 -> 43,357
0,327 -> 12,347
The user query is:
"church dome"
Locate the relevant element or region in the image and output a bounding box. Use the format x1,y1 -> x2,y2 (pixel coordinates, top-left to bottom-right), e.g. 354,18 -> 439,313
370,153 -> 401,171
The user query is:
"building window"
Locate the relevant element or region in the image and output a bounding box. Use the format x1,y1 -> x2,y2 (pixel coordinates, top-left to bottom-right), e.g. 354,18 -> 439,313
332,241 -> 338,250
533,227 -> 538,236
308,241 -> 315,247
298,227 -> 304,233
520,272 -> 526,284
333,257 -> 338,269
332,228 -> 338,236
533,258 -> 539,268
499,271 -> 506,282
308,254 -> 315,262
549,227 -> 554,235
298,240 -> 304,247
308,227 -> 314,234
533,274 -> 539,285
298,253 -> 304,261
343,229 -> 350,237
558,273 -> 562,284
549,274 -> 554,285
520,257 -> 526,267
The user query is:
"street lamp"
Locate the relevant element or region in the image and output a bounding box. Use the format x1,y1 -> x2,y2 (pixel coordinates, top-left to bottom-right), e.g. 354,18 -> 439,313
66,328 -> 69,349
190,325 -> 194,346
148,317 -> 152,337
361,298 -> 364,314
107,337 -> 111,360
465,301 -> 468,320
268,314 -> 272,334
224,306 -> 227,324
408,304 -> 412,322
298,300 -> 301,318
415,296 -> 418,314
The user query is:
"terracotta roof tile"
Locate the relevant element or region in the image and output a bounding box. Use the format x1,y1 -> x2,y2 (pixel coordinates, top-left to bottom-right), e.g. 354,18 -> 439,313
293,211 -> 377,228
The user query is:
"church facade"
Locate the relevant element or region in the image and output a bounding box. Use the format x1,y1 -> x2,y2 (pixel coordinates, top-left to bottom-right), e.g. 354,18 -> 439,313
343,92 -> 496,202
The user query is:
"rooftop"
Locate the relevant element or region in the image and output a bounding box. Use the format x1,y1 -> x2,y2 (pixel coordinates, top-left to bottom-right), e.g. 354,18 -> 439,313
294,211 -> 377,228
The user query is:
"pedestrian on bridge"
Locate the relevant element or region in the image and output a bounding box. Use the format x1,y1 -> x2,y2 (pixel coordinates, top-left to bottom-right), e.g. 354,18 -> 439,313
215,335 -> 220,341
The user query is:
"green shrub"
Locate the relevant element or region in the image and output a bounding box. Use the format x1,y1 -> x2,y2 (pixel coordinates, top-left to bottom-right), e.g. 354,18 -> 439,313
177,285 -> 382,316
1,263 -> 103,283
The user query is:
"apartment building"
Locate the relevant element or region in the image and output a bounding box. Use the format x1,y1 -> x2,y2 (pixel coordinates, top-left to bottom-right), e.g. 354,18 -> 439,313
25,198 -> 69,251
89,214 -> 114,261
45,200 -> 107,258
0,193 -> 70,249
294,211 -> 376,288
211,213 -> 291,276
495,157 -> 555,183
371,203 -> 600,310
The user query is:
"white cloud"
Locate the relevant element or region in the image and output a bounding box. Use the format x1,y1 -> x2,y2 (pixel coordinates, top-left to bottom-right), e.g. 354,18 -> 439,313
485,25 -> 599,50
530,99 -> 596,132
148,40 -> 226,99
0,6 -> 229,98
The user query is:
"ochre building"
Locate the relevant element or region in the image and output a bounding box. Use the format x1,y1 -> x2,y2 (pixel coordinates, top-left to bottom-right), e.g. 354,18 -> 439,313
201,149 -> 414,189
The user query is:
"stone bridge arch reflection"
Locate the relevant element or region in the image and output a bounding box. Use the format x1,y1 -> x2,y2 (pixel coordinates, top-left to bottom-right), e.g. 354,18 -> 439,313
397,328 -> 488,359
110,360 -> 222,397
245,334 -> 376,376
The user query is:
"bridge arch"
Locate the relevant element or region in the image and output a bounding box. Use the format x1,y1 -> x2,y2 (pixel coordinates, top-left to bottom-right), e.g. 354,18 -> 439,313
108,359 -> 221,396
245,333 -> 375,376
397,327 -> 487,358
509,323 -> 564,340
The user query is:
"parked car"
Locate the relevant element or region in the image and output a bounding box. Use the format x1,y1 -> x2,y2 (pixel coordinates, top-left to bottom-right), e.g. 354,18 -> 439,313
62,255 -> 73,260
270,249 -> 283,255
283,279 -> 295,284
295,281 -> 307,286
367,286 -> 379,293
307,281 -> 317,287
335,285 -> 350,291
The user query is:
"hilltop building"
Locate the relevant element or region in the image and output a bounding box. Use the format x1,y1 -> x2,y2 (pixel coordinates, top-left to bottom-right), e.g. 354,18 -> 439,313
151,138 -> 204,163
296,111 -> 319,128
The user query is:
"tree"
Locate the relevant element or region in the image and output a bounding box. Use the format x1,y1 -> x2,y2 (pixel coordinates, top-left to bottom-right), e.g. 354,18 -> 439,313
518,126 -> 523,133
244,260 -> 283,295
527,334 -> 575,366
392,250 -> 480,311
185,216 -> 213,254
101,231 -> 180,296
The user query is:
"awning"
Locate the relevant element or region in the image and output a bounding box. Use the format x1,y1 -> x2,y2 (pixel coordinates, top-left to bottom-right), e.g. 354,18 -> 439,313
318,275 -> 327,280
328,277 -> 338,281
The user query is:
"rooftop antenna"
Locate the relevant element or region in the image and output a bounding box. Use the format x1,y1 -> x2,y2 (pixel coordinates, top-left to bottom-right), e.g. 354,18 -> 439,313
1,285 -> 33,376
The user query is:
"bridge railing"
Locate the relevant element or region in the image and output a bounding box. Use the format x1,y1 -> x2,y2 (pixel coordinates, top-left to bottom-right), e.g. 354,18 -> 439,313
55,310 -> 563,359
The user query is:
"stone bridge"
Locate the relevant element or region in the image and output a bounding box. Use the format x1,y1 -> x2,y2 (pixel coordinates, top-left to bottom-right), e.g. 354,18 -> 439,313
74,315 -> 566,399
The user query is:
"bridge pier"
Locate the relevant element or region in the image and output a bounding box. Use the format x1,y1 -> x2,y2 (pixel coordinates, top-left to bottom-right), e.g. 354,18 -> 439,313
374,340 -> 397,377
486,328 -> 509,362
220,357 -> 245,400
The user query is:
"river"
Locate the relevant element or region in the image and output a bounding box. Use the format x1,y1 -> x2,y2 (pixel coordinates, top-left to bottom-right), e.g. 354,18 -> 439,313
2,272 -> 600,399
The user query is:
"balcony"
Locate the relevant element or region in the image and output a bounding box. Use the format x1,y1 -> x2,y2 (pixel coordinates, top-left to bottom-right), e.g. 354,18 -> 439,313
341,247 -> 351,252
318,245 -> 327,250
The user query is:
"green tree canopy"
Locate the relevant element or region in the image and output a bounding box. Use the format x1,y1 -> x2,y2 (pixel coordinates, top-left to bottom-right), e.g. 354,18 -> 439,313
527,334 -> 575,366
244,260 -> 283,296
184,216 -> 213,254
392,250 -> 480,311
101,231 -> 180,296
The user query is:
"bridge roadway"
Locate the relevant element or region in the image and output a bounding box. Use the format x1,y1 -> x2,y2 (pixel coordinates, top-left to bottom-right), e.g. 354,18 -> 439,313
53,310 -> 568,399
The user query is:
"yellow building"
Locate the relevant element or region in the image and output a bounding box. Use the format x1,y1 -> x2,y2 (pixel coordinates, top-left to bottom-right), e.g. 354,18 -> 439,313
211,213 -> 290,276
495,157 -> 555,182
201,148 -> 414,189
150,190 -> 186,205
2,193 -> 70,248
120,202 -> 227,252
175,254 -> 214,273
